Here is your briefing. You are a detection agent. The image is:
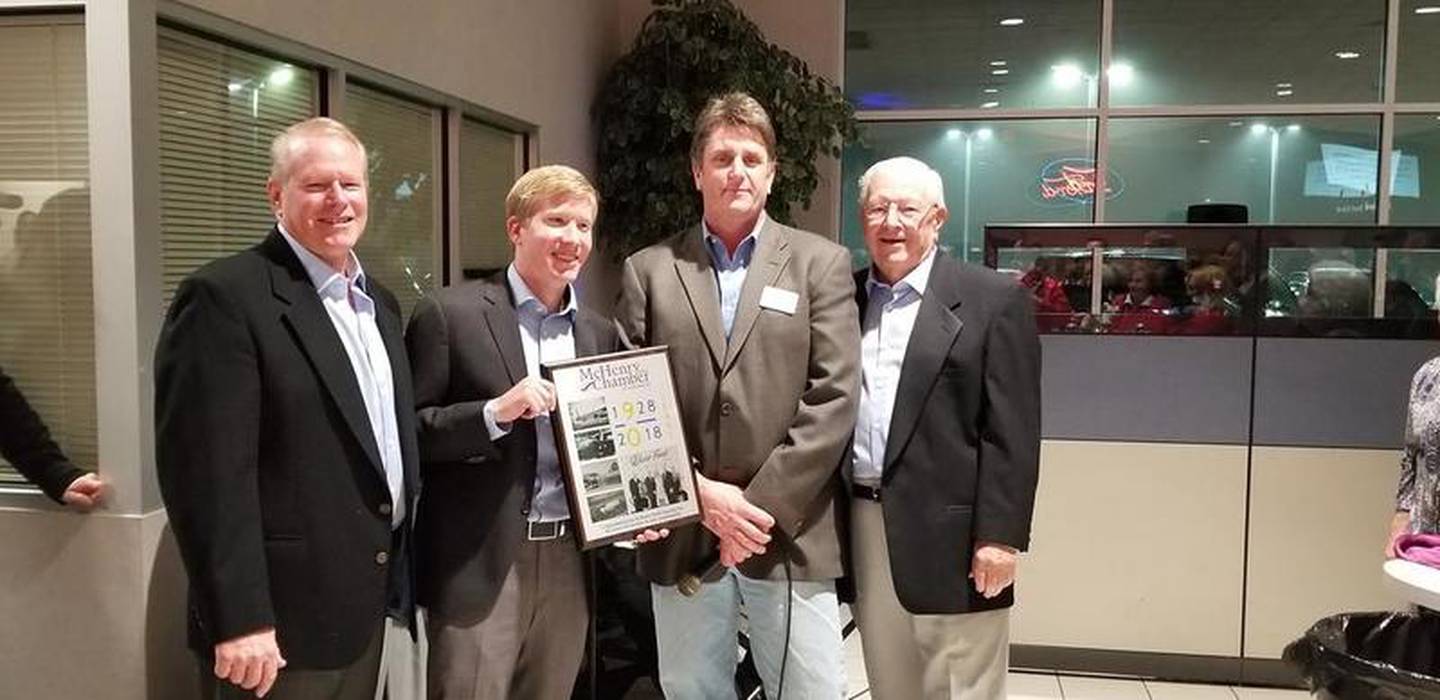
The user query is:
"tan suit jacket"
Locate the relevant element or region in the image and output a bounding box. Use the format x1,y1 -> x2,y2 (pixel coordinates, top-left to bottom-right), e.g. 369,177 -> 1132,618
615,218 -> 860,584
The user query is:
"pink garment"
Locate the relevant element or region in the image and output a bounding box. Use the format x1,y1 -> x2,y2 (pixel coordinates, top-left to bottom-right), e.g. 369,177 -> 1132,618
1394,532 -> 1440,567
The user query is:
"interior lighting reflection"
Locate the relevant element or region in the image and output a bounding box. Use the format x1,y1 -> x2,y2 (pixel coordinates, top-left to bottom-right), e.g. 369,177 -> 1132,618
1051,63 -> 1084,88
983,88 -> 1000,94
999,17 -> 1025,26
1251,123 -> 1270,135
1286,124 -> 1302,132
269,65 -> 295,87
1418,6 -> 1440,13
946,129 -> 962,141
981,101 -> 1000,108
989,60 -> 1007,67
1198,138 -> 1211,144
1334,51 -> 1361,60
992,68 -> 1010,75
1276,82 -> 1293,88
976,128 -> 994,140
1107,62 -> 1135,87
1276,89 -> 1294,96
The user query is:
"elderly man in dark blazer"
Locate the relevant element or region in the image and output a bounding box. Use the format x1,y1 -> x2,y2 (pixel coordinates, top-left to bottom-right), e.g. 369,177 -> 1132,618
849,156 -> 1041,699
615,92 -> 860,699
155,117 -> 422,700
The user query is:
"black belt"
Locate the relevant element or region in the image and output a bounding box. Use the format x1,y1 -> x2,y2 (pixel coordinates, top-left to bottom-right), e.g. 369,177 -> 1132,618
526,519 -> 571,541
851,483 -> 882,502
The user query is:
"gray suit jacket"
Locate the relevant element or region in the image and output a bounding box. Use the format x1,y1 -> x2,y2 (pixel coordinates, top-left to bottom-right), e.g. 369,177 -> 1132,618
405,273 -> 619,622
615,218 -> 860,583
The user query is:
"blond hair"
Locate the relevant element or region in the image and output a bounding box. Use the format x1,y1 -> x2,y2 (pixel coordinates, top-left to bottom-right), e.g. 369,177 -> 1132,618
689,92 -> 777,164
269,117 -> 367,184
505,165 -> 599,222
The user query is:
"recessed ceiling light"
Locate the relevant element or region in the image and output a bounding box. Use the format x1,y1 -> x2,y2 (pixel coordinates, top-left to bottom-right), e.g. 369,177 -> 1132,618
1276,82 -> 1293,88
1334,51 -> 1361,59
977,128 -> 994,139
1416,6 -> 1440,14
1286,124 -> 1302,132
992,69 -> 1010,75
1276,89 -> 1294,96
1051,63 -> 1084,88
983,88 -> 1000,94
1229,121 -> 1244,127
1108,62 -> 1135,87
1198,138 -> 1211,144
1251,124 -> 1270,135
999,17 -> 1025,26
989,60 -> 1007,67
946,129 -> 962,141
981,101 -> 1000,108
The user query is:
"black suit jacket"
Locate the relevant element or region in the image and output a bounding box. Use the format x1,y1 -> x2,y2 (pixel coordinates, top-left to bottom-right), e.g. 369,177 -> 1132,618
0,365 -> 85,503
154,229 -> 420,669
853,252 -> 1041,614
405,272 -> 619,623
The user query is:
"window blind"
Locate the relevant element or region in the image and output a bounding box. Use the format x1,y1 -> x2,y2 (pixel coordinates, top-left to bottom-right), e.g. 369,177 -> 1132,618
458,117 -> 523,279
0,21 -> 95,484
158,25 -> 317,310
344,82 -> 439,320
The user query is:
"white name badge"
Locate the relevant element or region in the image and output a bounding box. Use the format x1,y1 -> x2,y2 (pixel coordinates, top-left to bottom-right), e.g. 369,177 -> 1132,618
759,286 -> 799,315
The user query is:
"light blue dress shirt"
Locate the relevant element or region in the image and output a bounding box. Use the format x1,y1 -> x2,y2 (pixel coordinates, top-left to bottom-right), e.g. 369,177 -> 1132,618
702,214 -> 766,337
851,248 -> 937,487
481,264 -> 578,523
277,225 -> 405,528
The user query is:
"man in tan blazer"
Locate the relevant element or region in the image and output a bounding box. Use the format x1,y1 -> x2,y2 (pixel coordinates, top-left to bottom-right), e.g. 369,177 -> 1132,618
614,92 -> 860,699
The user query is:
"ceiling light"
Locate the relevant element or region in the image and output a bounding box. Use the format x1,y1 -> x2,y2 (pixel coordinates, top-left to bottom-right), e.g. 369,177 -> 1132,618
1108,62 -> 1135,87
227,82 -> 243,92
1286,124 -> 1302,132
1334,51 -> 1361,60
1276,82 -> 1293,88
1276,89 -> 1294,96
989,60 -> 1007,67
1051,63 -> 1084,88
1417,6 -> 1440,13
1251,123 -> 1270,135
268,65 -> 295,87
999,17 -> 1025,26
1229,121 -> 1244,127
946,129 -> 962,141
981,101 -> 1000,108
983,88 -> 1000,94
1198,138 -> 1211,144
977,128 -> 994,140
992,68 -> 1010,75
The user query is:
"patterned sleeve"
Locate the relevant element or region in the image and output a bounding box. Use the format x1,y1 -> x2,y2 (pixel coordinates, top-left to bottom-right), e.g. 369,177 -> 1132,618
1398,361 -> 1434,512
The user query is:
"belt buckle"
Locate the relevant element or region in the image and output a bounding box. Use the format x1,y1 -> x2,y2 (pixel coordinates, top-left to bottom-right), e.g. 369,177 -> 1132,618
527,519 -> 567,541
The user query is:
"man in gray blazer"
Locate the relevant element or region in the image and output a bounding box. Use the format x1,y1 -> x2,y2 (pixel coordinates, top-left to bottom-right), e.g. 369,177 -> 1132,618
849,156 -> 1041,699
614,92 -> 860,699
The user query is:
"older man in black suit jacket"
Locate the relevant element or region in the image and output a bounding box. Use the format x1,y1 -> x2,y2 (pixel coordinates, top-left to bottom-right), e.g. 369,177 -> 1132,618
848,156 -> 1041,699
155,118 -> 421,700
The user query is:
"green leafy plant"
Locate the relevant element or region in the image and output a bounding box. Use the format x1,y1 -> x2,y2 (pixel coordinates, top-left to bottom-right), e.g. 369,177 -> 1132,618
594,0 -> 859,257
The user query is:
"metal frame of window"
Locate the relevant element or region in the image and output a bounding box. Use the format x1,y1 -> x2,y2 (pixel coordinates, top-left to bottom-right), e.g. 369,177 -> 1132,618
848,0 -> 1438,227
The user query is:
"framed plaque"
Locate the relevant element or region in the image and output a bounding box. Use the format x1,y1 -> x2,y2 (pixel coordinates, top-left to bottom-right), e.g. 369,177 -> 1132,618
542,346 -> 702,549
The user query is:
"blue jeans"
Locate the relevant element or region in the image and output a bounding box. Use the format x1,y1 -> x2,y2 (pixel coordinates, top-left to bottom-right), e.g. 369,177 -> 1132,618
652,568 -> 844,700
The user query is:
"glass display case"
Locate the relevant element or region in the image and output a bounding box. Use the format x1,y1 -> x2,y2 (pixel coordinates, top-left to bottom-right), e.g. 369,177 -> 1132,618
986,225 -> 1440,338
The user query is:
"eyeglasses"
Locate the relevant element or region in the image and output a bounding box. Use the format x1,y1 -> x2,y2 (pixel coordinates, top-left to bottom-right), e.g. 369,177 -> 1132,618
863,201 -> 934,226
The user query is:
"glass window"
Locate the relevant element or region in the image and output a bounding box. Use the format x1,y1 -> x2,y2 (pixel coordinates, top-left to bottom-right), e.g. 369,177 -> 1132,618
987,226 -> 1256,336
0,20 -> 95,484
1389,115 -> 1440,224
1112,1 -> 1385,106
1397,1 -> 1440,102
1106,116 -> 1381,225
845,0 -> 1100,110
842,119 -> 1097,266
458,117 -> 523,279
158,26 -> 318,309
345,82 -> 440,318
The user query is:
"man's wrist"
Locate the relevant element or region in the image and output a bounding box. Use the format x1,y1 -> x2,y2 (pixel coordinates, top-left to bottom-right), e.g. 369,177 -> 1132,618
481,400 -> 512,440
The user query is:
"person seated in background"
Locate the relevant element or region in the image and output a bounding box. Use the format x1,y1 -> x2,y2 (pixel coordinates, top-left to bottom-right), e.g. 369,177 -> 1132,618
1,365 -> 106,510
1178,264 -> 1235,335
1299,259 -> 1371,319
1108,262 -> 1173,334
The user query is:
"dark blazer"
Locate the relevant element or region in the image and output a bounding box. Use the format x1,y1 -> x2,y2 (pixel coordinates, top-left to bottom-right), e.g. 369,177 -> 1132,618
405,273 -> 619,623
615,220 -> 860,584
0,365 -> 85,503
854,252 -> 1041,615
155,229 -> 420,669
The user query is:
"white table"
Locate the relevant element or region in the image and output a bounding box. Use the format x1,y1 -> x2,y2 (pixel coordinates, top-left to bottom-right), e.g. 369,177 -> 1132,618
1384,558 -> 1440,610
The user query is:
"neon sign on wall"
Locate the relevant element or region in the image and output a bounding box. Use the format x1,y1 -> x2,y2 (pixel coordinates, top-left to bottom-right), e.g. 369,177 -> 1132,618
1028,158 -> 1124,208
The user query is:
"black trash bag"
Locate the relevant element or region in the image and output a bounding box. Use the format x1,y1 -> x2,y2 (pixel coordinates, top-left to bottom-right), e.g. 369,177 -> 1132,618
1283,610 -> 1440,699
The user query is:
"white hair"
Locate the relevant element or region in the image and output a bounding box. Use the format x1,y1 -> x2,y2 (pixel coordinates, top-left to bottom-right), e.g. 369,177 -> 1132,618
857,156 -> 946,209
